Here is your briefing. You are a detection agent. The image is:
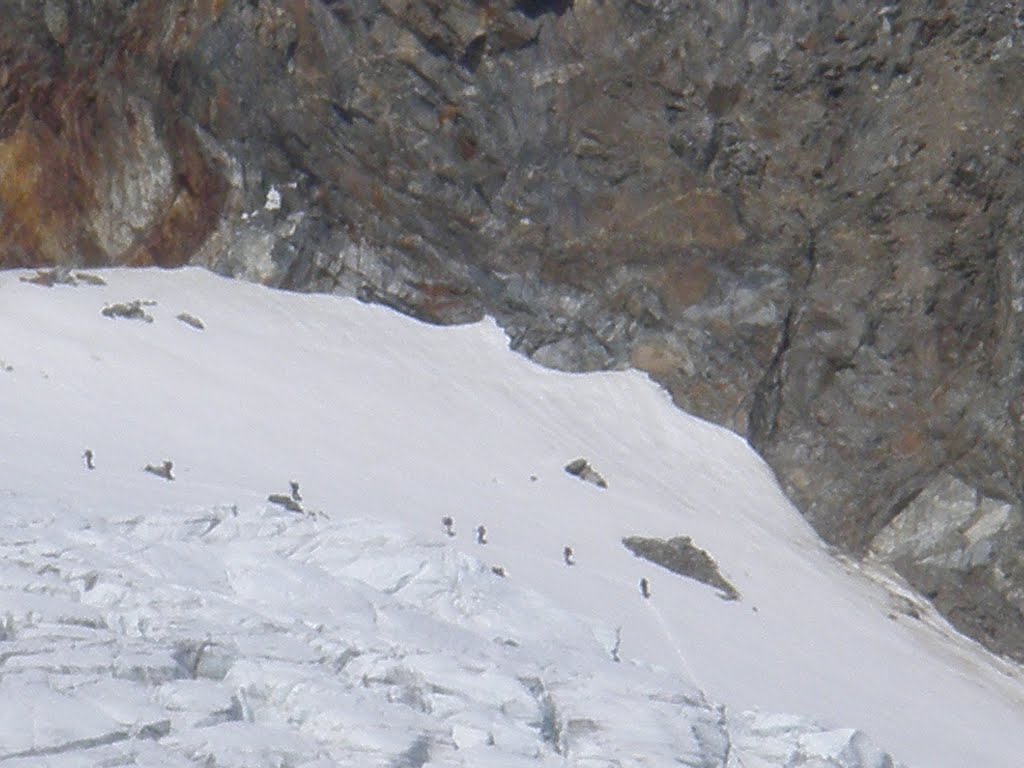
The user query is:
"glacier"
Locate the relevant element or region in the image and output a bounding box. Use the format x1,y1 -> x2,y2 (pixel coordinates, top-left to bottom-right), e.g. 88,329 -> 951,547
0,267 -> 1022,767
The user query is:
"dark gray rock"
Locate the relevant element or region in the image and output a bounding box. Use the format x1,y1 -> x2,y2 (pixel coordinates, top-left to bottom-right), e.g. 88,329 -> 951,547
19,267 -> 106,287
564,457 -> 607,489
20,267 -> 76,286
622,535 -> 739,601
4,0 -> 1024,660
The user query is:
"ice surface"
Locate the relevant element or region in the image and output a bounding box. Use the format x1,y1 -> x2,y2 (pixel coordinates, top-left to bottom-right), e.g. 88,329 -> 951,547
0,267 -> 1021,766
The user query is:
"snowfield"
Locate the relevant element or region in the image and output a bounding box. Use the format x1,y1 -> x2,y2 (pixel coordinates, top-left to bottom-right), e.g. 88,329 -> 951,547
0,267 -> 1022,767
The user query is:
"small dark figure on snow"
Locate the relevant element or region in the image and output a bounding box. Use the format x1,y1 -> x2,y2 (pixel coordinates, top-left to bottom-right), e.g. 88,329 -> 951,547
491,565 -> 507,578
144,460 -> 174,481
290,481 -> 302,502
476,525 -> 488,545
563,546 -> 575,566
83,449 -> 95,470
441,516 -> 455,537
640,577 -> 651,599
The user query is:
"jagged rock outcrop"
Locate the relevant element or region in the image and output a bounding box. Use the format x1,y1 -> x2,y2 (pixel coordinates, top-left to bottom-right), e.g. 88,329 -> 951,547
3,1 -> 1024,660
870,474 -> 1024,661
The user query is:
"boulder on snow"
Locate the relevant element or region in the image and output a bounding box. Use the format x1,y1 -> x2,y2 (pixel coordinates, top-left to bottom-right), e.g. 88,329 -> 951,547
20,268 -> 107,287
176,312 -> 205,330
20,267 -> 75,286
102,299 -> 155,323
74,272 -> 107,286
564,458 -> 607,489
622,536 -> 739,601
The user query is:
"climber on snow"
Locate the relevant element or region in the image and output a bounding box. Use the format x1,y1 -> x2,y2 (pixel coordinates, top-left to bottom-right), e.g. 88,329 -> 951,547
640,577 -> 651,599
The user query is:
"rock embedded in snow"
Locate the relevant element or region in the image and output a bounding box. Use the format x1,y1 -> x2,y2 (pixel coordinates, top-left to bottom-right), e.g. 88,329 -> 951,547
20,267 -> 76,287
176,312 -> 205,330
622,536 -> 740,601
102,299 -> 155,323
74,271 -> 108,286
18,267 -> 107,288
563,457 -> 608,489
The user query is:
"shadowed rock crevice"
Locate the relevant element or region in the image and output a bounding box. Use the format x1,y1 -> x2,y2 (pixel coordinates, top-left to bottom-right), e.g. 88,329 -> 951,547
519,676 -> 566,756
516,0 -> 573,19
748,305 -> 796,452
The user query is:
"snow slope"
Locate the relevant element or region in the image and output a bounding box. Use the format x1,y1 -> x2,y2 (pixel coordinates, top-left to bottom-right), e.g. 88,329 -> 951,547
0,267 -> 1022,767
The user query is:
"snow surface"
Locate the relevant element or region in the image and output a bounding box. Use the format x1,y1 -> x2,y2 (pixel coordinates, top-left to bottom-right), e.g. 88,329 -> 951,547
0,267 -> 1022,767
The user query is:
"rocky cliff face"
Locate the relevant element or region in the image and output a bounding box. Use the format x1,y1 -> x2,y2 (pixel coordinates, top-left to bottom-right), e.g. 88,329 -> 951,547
4,0 -> 1024,660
